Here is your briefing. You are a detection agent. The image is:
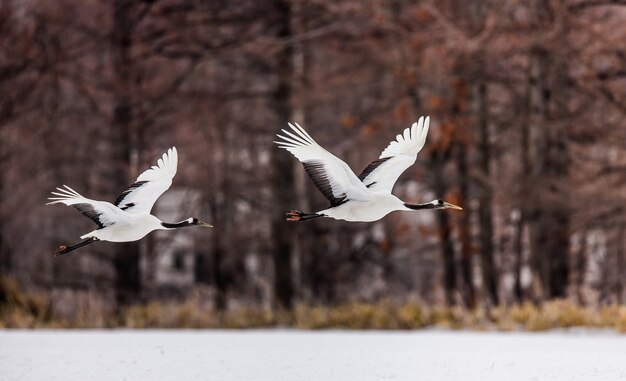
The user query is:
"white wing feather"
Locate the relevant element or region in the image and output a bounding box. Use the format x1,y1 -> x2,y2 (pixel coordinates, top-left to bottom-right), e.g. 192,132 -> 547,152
47,185 -> 128,228
359,116 -> 430,193
113,147 -> 178,213
275,123 -> 370,205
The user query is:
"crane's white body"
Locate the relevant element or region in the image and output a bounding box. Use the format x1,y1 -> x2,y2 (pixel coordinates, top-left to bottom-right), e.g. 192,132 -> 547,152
48,147 -> 185,242
320,192 -> 408,222
82,214 -> 166,242
275,116 -> 458,222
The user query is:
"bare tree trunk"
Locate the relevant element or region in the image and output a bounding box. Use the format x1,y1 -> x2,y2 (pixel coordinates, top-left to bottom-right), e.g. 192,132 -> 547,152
111,0 -> 141,305
546,38 -> 571,298
456,140 -> 475,308
211,236 -> 228,310
476,78 -> 499,306
209,137 -> 228,310
290,0 -> 310,304
527,47 -> 550,302
0,178 -> 7,275
451,76 -> 475,308
516,59 -> 534,303
527,1 -> 571,300
617,224 -> 625,303
513,210 -> 525,303
0,97 -> 11,275
575,232 -> 587,304
407,70 -> 457,305
270,0 -> 295,310
431,149 -> 457,306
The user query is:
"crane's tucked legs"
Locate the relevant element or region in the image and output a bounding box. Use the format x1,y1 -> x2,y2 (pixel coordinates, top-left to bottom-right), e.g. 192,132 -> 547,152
286,210 -> 323,222
55,237 -> 99,257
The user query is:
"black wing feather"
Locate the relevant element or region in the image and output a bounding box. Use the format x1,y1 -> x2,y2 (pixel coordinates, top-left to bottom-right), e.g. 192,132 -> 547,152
114,181 -> 148,208
302,161 -> 347,207
358,157 -> 391,187
72,203 -> 107,229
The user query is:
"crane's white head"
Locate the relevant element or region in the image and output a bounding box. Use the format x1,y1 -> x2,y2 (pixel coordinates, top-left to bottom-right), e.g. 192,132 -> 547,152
189,217 -> 213,228
431,199 -> 462,210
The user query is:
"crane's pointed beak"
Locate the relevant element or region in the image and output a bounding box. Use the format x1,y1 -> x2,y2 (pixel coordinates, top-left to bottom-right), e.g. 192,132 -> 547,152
198,221 -> 213,228
444,202 -> 463,210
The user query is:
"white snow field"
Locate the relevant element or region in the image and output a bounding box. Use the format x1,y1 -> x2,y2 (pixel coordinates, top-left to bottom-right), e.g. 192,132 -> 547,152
1,330 -> 625,381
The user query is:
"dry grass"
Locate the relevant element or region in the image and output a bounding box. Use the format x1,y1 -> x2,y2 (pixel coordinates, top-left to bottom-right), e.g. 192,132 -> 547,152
3,277 -> 626,331
119,301 -> 278,329
0,276 -> 57,328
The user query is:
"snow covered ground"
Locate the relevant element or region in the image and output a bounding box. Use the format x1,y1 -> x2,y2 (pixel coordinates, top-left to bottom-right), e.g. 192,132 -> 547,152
1,329 -> 625,381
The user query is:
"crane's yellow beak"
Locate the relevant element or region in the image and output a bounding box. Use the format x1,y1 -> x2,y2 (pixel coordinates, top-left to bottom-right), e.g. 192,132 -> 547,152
198,221 -> 213,228
444,202 -> 463,210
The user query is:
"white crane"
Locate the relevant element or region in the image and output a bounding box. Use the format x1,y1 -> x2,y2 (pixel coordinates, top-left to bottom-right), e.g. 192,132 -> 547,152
47,147 -> 212,256
275,116 -> 462,222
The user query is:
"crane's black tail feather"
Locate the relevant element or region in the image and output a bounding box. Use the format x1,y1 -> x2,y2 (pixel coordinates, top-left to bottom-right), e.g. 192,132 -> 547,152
286,210 -> 323,222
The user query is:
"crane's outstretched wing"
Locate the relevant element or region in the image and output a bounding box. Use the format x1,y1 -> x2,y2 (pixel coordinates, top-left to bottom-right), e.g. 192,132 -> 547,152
275,123 -> 370,206
358,116 -> 430,193
47,185 -> 127,229
114,147 -> 178,214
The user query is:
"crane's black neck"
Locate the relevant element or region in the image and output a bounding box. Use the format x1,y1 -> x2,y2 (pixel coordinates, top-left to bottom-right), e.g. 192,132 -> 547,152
162,219 -> 195,229
404,202 -> 437,210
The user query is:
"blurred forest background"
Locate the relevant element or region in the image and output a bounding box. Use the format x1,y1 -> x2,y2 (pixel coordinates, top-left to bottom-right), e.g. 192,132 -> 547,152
1,0 -> 626,329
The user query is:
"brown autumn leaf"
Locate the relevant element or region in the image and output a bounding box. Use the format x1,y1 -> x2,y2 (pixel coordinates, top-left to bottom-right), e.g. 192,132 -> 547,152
395,222 -> 411,237
379,238 -> 392,253
411,35 -> 422,50
361,120 -> 382,138
393,102 -> 408,122
405,67 -> 417,86
432,120 -> 454,151
418,224 -> 438,238
341,114 -> 358,129
428,96 -> 446,111
415,9 -> 431,23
